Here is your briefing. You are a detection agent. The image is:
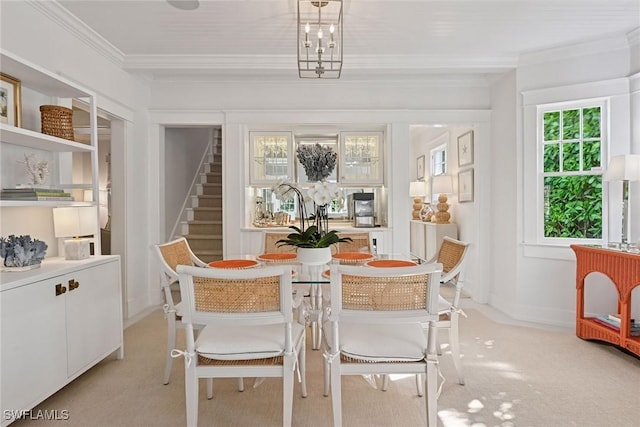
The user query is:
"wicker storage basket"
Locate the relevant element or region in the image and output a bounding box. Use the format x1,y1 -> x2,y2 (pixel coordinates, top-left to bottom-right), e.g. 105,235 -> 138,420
40,105 -> 74,141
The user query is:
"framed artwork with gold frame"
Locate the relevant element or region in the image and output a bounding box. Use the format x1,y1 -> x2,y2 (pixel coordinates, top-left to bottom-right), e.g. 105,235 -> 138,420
1,73 -> 21,127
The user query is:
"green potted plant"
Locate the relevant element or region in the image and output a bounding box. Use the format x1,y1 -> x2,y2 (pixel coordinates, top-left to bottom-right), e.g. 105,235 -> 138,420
276,225 -> 352,265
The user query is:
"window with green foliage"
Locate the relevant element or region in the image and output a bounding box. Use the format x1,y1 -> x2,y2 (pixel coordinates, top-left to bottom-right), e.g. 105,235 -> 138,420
540,103 -> 604,239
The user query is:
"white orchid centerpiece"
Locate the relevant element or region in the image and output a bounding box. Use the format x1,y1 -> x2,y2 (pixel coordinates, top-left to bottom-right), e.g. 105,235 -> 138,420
307,180 -> 340,207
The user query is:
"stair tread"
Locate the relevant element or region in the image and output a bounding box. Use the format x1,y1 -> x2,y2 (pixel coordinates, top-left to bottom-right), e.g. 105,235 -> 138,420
186,219 -> 222,224
190,207 -> 222,211
184,234 -> 223,239
196,195 -> 222,198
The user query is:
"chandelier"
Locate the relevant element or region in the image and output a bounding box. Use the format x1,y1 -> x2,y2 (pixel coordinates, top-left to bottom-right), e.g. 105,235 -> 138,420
297,0 -> 343,79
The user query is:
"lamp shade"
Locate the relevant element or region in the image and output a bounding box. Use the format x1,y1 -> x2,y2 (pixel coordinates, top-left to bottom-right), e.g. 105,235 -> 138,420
603,154 -> 640,182
409,181 -> 426,197
53,206 -> 97,238
432,174 -> 453,194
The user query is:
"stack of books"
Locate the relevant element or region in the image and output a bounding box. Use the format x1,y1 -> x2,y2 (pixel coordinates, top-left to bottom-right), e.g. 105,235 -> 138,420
1,187 -> 73,201
593,314 -> 640,336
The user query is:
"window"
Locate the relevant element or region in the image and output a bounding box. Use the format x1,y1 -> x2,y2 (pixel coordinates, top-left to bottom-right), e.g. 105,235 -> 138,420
539,102 -> 604,240
431,144 -> 447,176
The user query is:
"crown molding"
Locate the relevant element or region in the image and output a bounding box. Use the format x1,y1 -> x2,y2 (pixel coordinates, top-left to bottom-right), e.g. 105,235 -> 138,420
28,0 -> 125,67
123,53 -> 516,78
518,34 -> 630,67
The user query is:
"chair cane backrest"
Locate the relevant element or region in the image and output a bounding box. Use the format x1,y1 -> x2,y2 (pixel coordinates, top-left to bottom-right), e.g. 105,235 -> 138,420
329,263 -> 443,322
436,237 -> 469,283
334,232 -> 371,254
263,232 -> 296,253
154,237 -> 206,286
177,264 -> 293,327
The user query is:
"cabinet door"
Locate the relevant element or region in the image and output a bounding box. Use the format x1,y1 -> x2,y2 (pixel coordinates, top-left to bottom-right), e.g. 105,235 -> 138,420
66,260 -> 122,376
410,221 -> 427,260
249,132 -> 293,184
339,132 -> 383,184
1,277 -> 67,414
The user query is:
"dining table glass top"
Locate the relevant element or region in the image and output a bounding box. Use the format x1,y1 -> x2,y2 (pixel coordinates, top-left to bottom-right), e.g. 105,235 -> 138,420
209,252 -> 418,284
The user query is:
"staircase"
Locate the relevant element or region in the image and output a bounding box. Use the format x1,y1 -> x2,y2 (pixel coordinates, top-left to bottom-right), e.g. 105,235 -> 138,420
180,137 -> 223,263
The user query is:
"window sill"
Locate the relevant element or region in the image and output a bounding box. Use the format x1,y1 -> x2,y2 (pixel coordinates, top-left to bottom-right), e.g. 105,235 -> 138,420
521,243 -> 578,261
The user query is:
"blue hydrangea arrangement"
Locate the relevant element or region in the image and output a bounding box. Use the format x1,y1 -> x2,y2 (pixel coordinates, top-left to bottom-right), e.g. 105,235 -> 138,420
1,235 -> 48,268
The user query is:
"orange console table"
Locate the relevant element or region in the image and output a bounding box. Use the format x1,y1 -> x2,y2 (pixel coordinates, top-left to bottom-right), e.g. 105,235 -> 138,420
570,245 -> 640,357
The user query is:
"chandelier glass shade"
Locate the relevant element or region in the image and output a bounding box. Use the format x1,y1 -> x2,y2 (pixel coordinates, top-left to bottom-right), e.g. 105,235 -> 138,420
297,0 -> 343,79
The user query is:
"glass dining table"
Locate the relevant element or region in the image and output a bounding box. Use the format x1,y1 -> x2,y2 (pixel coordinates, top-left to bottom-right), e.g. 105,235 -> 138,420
209,252 -> 420,350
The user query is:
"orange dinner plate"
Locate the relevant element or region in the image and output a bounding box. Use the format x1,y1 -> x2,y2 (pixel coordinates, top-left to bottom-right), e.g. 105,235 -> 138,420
322,269 -> 331,279
257,253 -> 297,262
365,259 -> 417,268
208,259 -> 259,269
332,252 -> 375,263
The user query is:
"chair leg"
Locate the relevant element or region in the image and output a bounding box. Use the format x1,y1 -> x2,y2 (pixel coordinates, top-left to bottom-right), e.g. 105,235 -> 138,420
330,358 -> 342,427
449,312 -> 465,385
237,377 -> 245,392
283,358 -> 295,427
322,353 -> 330,397
163,319 -> 177,385
207,378 -> 214,399
415,374 -> 424,397
425,359 -> 438,427
299,336 -> 308,398
185,364 -> 198,427
381,374 -> 389,391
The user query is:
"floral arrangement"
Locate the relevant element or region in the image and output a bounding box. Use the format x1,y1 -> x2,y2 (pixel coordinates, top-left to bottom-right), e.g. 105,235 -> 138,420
296,143 -> 337,182
1,234 -> 48,267
275,225 -> 351,249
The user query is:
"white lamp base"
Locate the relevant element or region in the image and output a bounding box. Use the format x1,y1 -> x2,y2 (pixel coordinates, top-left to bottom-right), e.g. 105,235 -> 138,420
64,239 -> 91,260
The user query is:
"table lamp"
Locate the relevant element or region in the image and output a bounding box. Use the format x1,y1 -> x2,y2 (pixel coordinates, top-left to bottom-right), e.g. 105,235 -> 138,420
409,181 -> 426,220
53,206 -> 97,260
603,154 -> 640,245
432,174 -> 453,224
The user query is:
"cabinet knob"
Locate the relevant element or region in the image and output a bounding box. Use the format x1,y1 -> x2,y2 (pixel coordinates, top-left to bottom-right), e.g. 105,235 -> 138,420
55,283 -> 67,296
68,279 -> 79,291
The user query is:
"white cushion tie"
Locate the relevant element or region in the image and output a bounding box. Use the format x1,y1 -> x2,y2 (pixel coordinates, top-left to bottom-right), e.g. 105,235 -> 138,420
171,348 -> 194,368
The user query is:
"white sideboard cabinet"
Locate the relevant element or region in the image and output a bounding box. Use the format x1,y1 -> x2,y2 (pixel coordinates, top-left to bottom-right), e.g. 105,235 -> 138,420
410,220 -> 458,261
1,256 -> 123,426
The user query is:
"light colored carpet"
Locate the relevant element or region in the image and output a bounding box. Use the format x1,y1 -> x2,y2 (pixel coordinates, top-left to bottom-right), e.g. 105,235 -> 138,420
10,303 -> 640,427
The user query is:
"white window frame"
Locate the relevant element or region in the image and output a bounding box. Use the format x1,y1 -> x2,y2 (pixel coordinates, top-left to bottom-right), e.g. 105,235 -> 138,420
522,78 -> 630,259
429,141 -> 447,203
537,99 -> 607,245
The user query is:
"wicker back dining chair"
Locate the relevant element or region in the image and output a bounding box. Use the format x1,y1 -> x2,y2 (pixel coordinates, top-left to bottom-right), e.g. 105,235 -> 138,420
323,262 -> 443,427
429,236 -> 470,385
153,237 -> 208,385
332,232 -> 371,254
263,232 -> 297,254
174,264 -> 307,427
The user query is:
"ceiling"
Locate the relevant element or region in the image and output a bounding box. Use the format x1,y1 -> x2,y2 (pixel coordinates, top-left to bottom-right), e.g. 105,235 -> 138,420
56,0 -> 639,80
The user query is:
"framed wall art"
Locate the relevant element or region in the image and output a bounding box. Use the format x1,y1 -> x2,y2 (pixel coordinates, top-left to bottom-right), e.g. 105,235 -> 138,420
416,155 -> 425,180
458,168 -> 474,202
457,130 -> 473,167
0,73 -> 21,127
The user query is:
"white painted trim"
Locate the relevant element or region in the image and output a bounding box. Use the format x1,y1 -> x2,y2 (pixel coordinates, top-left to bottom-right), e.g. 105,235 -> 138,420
27,0 -> 125,67
123,53 -> 517,73
518,34 -> 629,67
522,78 -> 629,106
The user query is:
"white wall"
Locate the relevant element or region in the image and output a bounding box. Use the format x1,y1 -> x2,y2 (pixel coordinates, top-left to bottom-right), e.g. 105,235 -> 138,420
511,36 -> 639,326
0,1 -> 152,318
488,70 -> 518,313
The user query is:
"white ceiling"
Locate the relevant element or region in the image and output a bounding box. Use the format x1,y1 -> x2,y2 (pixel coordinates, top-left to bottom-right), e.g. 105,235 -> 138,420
56,0 -> 640,79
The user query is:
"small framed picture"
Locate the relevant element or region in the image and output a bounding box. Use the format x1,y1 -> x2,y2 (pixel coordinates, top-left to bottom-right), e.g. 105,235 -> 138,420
417,155 -> 425,180
0,73 -> 21,127
457,130 -> 473,167
458,168 -> 474,202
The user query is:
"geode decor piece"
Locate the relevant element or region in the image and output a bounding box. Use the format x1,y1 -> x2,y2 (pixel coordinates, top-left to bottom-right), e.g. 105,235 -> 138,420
1,235 -> 48,270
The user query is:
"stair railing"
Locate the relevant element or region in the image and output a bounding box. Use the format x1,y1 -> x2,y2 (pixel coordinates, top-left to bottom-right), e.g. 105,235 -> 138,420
168,138 -> 215,240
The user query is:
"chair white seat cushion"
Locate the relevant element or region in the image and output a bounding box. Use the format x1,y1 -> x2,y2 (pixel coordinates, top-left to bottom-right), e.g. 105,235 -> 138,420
196,322 -> 305,361
326,323 -> 427,362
